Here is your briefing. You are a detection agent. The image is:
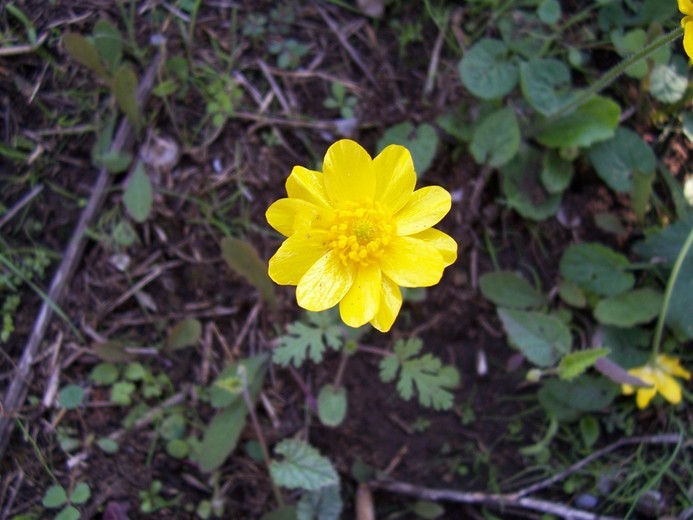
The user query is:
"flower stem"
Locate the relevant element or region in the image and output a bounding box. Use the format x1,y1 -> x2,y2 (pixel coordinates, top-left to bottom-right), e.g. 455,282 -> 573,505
651,222 -> 693,358
528,27 -> 684,137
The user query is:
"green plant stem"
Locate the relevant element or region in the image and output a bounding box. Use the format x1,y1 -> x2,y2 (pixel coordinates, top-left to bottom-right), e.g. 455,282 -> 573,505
651,222 -> 693,358
529,27 -> 684,137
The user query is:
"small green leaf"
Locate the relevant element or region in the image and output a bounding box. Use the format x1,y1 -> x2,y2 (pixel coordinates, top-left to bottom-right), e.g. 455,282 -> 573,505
159,413 -> 186,440
221,237 -> 276,308
594,288 -> 664,327
94,340 -> 134,362
479,271 -> 545,309
376,122 -> 439,177
411,501 -> 445,519
123,161 -> 152,223
497,308 -> 571,367
70,482 -> 91,505
96,438 -> 119,454
261,506 -> 299,520
270,439 -> 339,491
538,375 -> 619,422
42,485 -> 68,508
297,484 -> 343,520
649,58 -> 689,104
59,385 -> 84,410
317,385 -> 348,427
62,33 -> 108,78
93,19 -> 123,70
110,381 -> 135,405
166,439 -> 190,459
557,279 -> 586,308
166,318 -> 202,350
559,243 -> 634,296
89,363 -> 119,385
470,107 -> 520,167
588,127 -> 655,193
541,151 -> 574,194
55,506 -> 81,520
520,58 -> 572,116
99,150 -> 132,173
458,38 -> 519,100
113,63 -> 140,129
273,312 -> 343,368
537,0 -> 561,25
124,362 -> 147,381
535,96 -> 620,149
558,348 -> 610,380
579,415 -> 600,448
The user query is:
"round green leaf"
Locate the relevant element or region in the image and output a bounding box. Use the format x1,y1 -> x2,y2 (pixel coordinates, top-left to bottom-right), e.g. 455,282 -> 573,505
317,384 -> 348,427
579,415 -> 600,448
470,107 -> 520,167
70,482 -> 91,505
89,363 -> 119,386
557,279 -> 586,308
376,122 -> 439,177
594,288 -> 663,327
559,243 -> 634,296
58,385 -> 85,410
159,413 -> 187,440
458,38 -> 518,100
96,437 -> 119,454
166,318 -> 202,350
520,58 -> 572,116
166,439 -> 190,459
537,0 -> 561,25
541,151 -> 574,194
588,127 -> 655,192
497,308 -> 571,367
55,506 -> 81,520
42,485 -> 68,508
479,271 -> 545,309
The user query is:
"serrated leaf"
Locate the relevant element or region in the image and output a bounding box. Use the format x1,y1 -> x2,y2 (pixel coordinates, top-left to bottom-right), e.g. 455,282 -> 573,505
479,271 -> 545,309
520,58 -> 572,116
458,38 -> 518,100
113,63 -> 140,129
273,316 -> 343,368
70,482 -> 91,505
42,485 -> 68,508
123,161 -> 152,223
317,385 -> 347,428
166,318 -> 202,350
270,439 -> 339,491
93,19 -> 123,70
558,348 -> 610,380
497,308 -> 571,367
559,242 -> 634,296
535,96 -> 620,148
376,122 -> 438,177
297,484 -> 343,520
220,237 -> 276,308
470,107 -> 520,167
62,33 -> 108,78
378,338 -> 459,410
593,288 -> 663,327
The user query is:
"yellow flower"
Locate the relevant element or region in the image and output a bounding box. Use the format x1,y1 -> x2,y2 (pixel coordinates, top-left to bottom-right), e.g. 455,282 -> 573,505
681,0 -> 693,60
621,354 -> 691,409
266,139 -> 457,332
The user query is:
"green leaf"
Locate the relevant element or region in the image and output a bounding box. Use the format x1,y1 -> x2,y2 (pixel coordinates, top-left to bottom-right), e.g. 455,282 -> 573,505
113,63 -> 140,129
587,127 -> 655,193
166,439 -> 190,459
159,413 -> 186,440
93,19 -> 123,70
58,385 -> 84,410
411,501 -> 445,519
55,506 -> 81,520
378,338 -> 460,410
123,161 -> 152,223
631,170 -> 654,223
537,0 -> 561,25
42,485 -> 68,508
478,271 -> 545,309
220,237 -> 276,308
682,111 -> 693,142
557,279 -> 586,308
649,58 -> 689,104
541,151 -> 574,194
535,96 -> 620,148
594,288 -> 663,327
559,243 -> 634,296
94,340 -> 134,362
470,107 -> 520,167
538,375 -> 619,422
210,355 -> 267,408
458,38 -> 518,100
261,506 -> 299,520
579,415 -> 600,448
520,58 -> 572,116
500,147 -> 561,221
376,122 -> 439,177
317,385 -> 347,428
297,484 -> 343,520
70,482 -> 91,505
96,437 -> 119,454
62,33 -> 108,78
557,348 -> 610,380
270,439 -> 339,491
110,381 -> 135,405
89,363 -> 119,385
124,362 -> 147,381
273,312 -> 343,368
166,318 -> 202,350
99,150 -> 132,173
497,308 -> 571,367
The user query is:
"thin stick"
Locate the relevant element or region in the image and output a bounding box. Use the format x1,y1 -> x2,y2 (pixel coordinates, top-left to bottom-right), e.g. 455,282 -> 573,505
0,184 -> 44,229
0,55 -> 161,462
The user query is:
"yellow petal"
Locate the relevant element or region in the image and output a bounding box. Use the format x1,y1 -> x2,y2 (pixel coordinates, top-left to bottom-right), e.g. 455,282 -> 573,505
286,166 -> 330,207
373,145 -> 416,214
657,355 -> 691,380
394,186 -> 452,236
268,231 -> 330,285
339,263 -> 382,327
683,19 -> 693,61
266,198 -> 333,236
636,386 -> 657,409
409,228 -> 458,267
679,0 -> 693,16
380,236 -> 445,287
370,275 -> 402,333
323,139 -> 376,204
297,250 -> 354,311
654,371 -> 683,405
621,383 -> 635,395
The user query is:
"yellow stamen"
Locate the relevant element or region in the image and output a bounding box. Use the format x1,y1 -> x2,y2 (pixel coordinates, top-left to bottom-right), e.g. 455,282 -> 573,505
328,200 -> 394,267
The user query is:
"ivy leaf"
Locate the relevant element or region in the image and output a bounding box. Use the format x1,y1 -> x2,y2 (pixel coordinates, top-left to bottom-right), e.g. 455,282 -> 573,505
273,312 -> 343,368
270,439 -> 339,491
379,338 -> 460,410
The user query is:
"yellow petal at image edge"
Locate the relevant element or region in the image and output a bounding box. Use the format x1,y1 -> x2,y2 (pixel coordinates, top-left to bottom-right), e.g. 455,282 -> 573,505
369,275 -> 402,333
395,186 -> 452,236
286,166 -> 330,207
268,231 -> 330,285
380,236 -> 445,287
683,18 -> 693,61
339,263 -> 382,327
409,228 -> 458,267
296,250 -> 354,311
266,198 -> 333,237
679,0 -> 693,16
372,145 -> 417,214
323,140 -> 376,205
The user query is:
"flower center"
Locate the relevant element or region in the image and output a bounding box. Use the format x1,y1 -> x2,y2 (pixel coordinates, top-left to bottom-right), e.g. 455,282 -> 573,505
328,200 -> 394,267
